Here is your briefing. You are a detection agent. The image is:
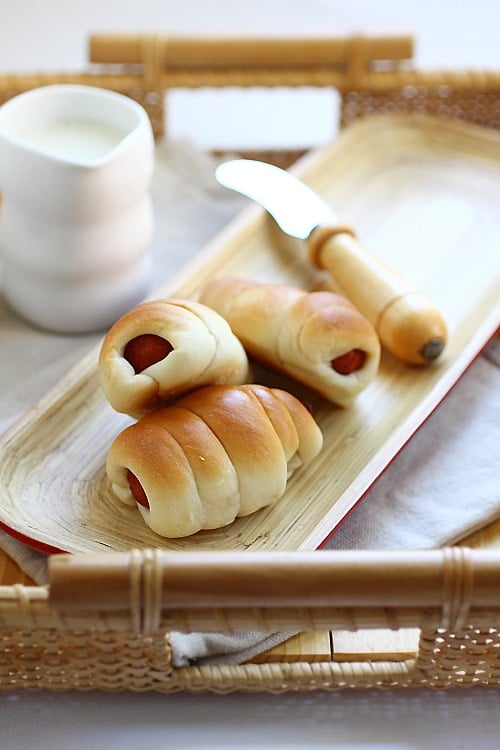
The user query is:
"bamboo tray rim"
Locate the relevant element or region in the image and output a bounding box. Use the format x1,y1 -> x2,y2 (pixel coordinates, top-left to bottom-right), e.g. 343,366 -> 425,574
0,113 -> 499,557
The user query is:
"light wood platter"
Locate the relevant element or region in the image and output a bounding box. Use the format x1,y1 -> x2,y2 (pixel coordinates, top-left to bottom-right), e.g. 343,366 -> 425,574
0,114 -> 498,555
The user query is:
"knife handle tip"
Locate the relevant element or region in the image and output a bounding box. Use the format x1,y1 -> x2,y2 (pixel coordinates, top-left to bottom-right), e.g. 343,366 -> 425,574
377,292 -> 447,365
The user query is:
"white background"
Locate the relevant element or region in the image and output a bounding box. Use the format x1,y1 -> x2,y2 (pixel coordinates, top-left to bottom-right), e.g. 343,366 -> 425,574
1,1 -> 500,748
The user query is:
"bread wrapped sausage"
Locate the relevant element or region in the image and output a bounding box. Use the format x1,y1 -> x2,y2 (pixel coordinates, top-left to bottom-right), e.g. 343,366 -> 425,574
98,298 -> 250,417
198,278 -> 381,406
106,383 -> 323,538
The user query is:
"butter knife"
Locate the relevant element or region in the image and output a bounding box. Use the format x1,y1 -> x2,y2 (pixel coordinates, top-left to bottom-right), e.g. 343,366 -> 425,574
216,158 -> 447,365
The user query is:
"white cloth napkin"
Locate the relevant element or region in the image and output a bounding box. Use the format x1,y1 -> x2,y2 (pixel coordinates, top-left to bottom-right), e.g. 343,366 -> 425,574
1,138 -> 499,668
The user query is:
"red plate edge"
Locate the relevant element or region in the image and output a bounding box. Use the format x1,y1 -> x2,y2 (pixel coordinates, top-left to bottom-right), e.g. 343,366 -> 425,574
317,331 -> 499,549
0,519 -> 64,556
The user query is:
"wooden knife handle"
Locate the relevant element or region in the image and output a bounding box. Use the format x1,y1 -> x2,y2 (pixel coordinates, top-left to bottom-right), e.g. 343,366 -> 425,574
308,225 -> 448,365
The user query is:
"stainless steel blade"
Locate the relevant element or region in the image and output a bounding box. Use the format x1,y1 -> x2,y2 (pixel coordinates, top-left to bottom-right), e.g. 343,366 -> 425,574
215,159 -> 337,239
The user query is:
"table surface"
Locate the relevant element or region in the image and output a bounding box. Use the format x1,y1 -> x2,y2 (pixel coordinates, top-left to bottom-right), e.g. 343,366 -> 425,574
1,1 -> 500,747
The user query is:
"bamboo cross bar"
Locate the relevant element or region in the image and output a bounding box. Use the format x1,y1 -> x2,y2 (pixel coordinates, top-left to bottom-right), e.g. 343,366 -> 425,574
48,548 -> 500,617
2,32 -> 499,147
88,33 -> 414,71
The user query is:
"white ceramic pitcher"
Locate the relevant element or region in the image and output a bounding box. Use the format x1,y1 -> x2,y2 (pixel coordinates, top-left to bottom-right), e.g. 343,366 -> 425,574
0,84 -> 155,333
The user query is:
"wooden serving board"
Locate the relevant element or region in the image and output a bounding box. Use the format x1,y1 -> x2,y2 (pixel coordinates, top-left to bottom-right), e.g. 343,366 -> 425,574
0,114 -> 498,555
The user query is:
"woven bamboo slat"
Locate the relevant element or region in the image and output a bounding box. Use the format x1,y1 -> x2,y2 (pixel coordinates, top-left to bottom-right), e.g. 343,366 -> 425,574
0,32 -> 499,692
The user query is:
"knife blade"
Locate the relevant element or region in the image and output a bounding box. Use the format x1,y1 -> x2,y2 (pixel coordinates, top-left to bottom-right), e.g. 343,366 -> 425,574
216,158 -> 447,365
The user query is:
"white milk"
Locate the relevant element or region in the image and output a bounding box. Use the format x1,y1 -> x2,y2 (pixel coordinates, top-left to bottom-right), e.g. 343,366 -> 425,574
19,119 -> 127,161
0,84 -> 155,333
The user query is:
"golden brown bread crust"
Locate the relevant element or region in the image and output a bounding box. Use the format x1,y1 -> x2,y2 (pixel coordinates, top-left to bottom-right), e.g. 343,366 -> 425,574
106,384 -> 323,538
199,278 -> 381,406
98,298 -> 250,417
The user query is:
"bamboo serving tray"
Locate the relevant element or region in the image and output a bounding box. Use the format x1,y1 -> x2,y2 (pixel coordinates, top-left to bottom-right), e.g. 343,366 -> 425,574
0,113 -> 498,556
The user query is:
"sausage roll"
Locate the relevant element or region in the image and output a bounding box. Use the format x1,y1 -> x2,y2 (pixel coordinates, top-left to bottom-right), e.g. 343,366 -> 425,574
199,278 -> 381,406
98,298 -> 250,417
106,383 -> 323,538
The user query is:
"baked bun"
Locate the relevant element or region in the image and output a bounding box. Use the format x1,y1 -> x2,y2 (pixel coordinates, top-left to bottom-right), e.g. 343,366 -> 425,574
106,383 -> 323,538
199,278 -> 381,406
98,298 -> 249,417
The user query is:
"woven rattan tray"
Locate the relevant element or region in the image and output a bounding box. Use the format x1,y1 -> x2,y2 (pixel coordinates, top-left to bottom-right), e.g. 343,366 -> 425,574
0,33 -> 500,692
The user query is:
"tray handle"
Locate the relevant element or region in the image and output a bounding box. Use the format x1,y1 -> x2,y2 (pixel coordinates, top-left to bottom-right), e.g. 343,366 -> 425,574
47,548 -> 498,635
